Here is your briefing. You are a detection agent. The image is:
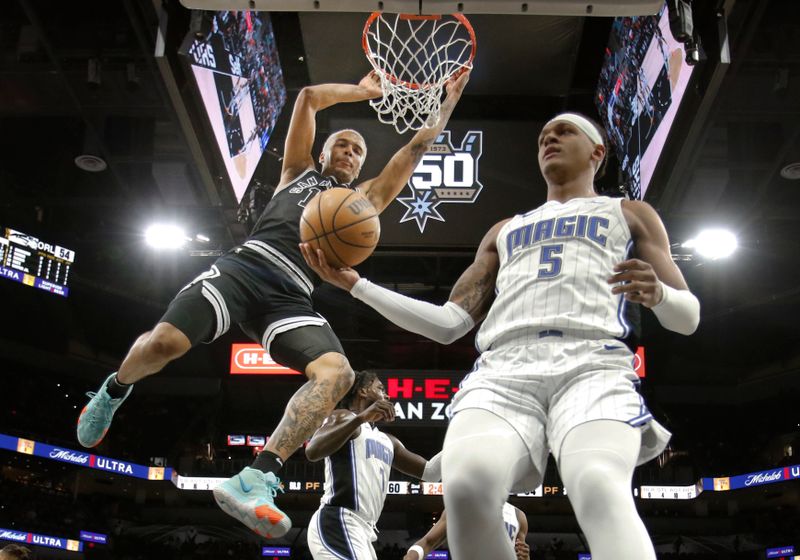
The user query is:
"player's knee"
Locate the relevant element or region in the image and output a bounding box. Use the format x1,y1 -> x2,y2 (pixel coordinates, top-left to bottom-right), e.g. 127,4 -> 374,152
445,464 -> 496,512
566,460 -> 628,515
306,352 -> 355,398
145,325 -> 190,362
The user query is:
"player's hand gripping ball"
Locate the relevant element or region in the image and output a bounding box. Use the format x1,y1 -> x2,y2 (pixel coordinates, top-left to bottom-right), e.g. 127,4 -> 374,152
299,188 -> 380,268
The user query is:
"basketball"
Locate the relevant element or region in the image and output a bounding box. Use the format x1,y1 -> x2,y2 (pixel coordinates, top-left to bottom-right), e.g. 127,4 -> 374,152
299,187 -> 380,268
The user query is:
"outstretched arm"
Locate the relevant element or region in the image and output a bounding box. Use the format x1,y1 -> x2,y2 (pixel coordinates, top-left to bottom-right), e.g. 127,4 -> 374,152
277,72 -> 382,191
357,71 -> 470,212
305,400 -> 395,462
403,511 -> 449,560
385,434 -> 443,482
611,200 -> 700,335
299,218 -> 507,344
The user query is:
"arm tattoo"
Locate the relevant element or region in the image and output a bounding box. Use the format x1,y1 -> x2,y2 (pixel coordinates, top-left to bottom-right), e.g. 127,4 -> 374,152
450,260 -> 496,319
268,355 -> 353,457
410,142 -> 429,165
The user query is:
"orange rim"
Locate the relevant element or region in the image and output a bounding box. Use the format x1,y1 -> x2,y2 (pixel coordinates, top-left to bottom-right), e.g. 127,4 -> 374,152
362,12 -> 476,90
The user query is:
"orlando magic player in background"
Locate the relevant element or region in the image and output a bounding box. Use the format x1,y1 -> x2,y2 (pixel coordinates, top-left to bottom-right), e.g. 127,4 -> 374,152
302,112 -> 700,559
76,69 -> 469,538
403,502 -> 529,560
304,370 -> 442,560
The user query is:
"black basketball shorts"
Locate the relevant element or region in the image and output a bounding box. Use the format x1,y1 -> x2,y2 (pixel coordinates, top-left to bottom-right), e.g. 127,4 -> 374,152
159,248 -> 344,373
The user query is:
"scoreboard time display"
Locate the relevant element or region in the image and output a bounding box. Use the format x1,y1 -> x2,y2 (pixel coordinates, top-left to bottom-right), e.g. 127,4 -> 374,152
0,228 -> 74,297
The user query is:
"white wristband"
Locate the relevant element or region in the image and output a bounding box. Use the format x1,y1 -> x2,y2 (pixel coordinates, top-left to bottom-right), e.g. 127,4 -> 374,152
651,281 -> 700,335
408,545 -> 426,559
350,278 -> 474,344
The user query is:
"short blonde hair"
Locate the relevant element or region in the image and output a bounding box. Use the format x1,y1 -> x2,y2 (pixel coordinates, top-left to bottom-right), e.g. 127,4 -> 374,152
322,129 -> 367,160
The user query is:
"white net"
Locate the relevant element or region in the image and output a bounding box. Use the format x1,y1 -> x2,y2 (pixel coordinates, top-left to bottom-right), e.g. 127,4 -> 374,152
363,13 -> 475,134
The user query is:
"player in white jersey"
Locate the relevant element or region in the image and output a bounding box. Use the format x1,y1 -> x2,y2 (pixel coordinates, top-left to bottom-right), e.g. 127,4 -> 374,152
403,502 -> 529,560
305,370 -> 443,560
302,111 -> 700,560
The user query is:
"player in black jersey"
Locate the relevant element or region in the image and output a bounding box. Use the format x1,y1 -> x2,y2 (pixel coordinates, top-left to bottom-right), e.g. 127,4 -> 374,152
76,69 -> 469,538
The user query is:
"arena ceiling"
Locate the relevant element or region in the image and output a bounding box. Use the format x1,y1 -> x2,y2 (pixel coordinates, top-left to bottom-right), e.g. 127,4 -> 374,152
1,0 -> 799,468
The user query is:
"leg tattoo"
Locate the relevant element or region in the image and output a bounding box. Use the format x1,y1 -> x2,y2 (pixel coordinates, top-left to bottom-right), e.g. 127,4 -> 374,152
268,356 -> 352,459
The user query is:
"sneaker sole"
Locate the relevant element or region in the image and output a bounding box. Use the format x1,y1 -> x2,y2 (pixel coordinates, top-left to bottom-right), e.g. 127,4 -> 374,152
213,485 -> 291,538
76,406 -> 108,448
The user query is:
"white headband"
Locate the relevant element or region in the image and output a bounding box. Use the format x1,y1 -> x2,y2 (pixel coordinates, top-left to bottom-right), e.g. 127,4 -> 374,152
544,113 -> 605,174
545,113 -> 603,146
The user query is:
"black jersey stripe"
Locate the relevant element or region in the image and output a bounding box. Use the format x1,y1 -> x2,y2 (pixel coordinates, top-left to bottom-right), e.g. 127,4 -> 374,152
317,506 -> 356,560
324,439 -> 358,511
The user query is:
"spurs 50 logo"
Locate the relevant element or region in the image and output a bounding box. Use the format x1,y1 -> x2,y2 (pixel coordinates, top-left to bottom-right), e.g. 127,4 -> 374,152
398,131 -> 483,232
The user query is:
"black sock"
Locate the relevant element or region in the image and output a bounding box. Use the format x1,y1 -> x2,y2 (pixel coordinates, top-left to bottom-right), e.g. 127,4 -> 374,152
251,450 -> 284,475
105,373 -> 131,399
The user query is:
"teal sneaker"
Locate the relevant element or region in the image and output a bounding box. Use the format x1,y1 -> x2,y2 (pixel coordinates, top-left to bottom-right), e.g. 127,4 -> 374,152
213,467 -> 292,538
76,373 -> 132,448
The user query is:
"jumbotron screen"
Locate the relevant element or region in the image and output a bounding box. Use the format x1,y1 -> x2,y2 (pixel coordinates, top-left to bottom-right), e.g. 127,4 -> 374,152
596,4 -> 695,199
180,11 -> 286,202
0,228 -> 74,297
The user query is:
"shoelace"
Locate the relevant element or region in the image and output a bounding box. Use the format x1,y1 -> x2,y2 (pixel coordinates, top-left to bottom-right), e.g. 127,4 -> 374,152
263,475 -> 285,499
82,392 -> 112,424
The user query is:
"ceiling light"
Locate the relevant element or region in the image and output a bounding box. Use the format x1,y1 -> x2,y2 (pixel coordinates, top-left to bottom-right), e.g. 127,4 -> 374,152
780,162 -> 800,180
683,228 -> 738,259
145,224 -> 188,249
74,154 -> 107,172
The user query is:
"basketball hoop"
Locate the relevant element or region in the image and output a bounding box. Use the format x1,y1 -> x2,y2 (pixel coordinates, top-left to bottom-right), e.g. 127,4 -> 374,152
362,12 -> 476,134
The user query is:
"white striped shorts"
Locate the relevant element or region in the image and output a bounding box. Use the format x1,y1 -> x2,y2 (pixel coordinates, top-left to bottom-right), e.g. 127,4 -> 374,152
451,332 -> 670,486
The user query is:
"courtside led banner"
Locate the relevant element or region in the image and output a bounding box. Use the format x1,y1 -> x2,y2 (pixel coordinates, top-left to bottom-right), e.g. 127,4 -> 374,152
0,527 -> 82,552
766,546 -> 795,559
262,547 -> 291,557
0,433 -> 170,481
79,531 -> 107,544
702,465 -> 800,492
230,343 -> 301,374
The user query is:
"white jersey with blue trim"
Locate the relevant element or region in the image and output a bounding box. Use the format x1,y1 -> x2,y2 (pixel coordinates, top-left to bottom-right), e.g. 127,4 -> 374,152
320,422 -> 394,526
476,196 -> 635,351
502,503 -> 521,543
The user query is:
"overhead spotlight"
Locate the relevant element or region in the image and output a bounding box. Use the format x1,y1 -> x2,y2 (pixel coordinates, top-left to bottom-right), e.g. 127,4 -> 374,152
682,228 -> 738,260
145,224 -> 188,249
195,233 -> 211,243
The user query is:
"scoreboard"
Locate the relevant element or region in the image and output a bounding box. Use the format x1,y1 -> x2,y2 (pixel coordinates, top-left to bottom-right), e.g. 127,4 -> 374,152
0,228 -> 74,297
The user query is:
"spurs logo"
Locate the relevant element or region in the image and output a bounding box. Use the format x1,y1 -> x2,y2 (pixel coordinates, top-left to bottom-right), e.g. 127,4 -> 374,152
398,131 -> 483,232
